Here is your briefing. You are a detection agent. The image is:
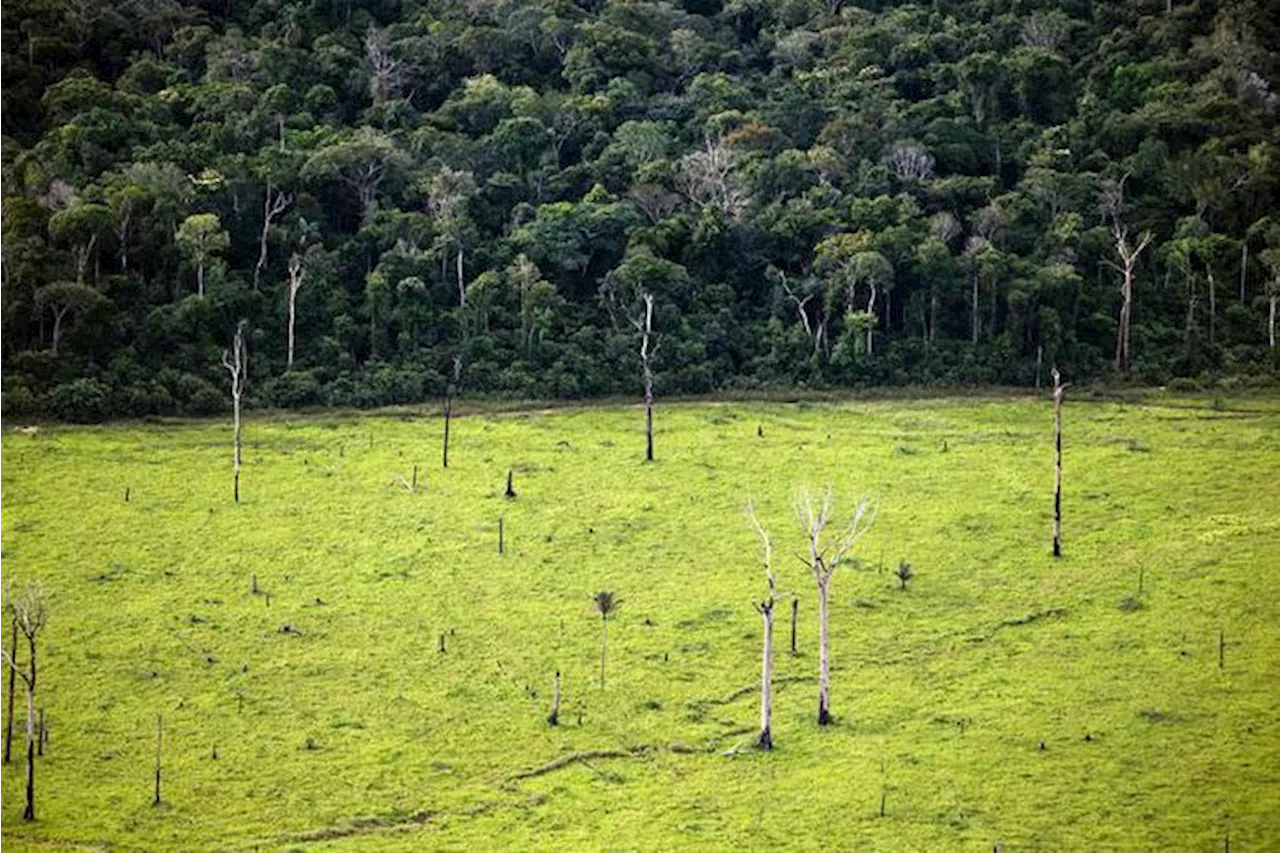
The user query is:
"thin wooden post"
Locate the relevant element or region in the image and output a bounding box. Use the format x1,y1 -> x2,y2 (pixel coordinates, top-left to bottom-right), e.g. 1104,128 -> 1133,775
505,469 -> 515,499
498,516 -> 505,555
153,715 -> 163,806
1219,629 -> 1225,670
124,487 -> 130,503
412,465 -> 418,491
790,597 -> 799,656
547,670 -> 561,726
442,393 -> 452,468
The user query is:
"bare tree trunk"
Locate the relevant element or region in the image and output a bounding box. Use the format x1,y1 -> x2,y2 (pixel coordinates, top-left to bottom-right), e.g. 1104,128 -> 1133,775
599,617 -> 608,689
197,260 -> 205,298
22,629 -> 36,820
817,580 -> 831,725
1240,242 -> 1248,302
23,688 -> 34,820
790,597 -> 799,656
153,714 -> 163,806
222,324 -> 246,503
929,289 -> 938,345
254,187 -> 291,291
637,293 -> 656,463
3,618 -> 15,764
971,269 -> 980,344
1207,262 -> 1217,346
865,286 -> 876,355
287,254 -> 304,369
51,306 -> 68,355
1270,294 -> 1276,349
442,393 -> 452,468
758,601 -> 774,749
547,670 -> 560,726
1052,369 -> 1064,558
457,247 -> 465,308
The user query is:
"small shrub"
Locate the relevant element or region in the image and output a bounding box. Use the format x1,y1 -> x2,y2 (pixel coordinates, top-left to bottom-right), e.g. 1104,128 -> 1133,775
895,560 -> 914,591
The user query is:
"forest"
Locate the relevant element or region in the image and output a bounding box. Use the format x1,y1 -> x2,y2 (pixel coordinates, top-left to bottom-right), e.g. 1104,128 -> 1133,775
3,0 -> 1279,420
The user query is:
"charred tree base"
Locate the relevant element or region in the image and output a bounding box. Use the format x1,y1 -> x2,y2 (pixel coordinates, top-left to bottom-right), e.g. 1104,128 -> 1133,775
1053,539 -> 1061,558
234,473 -> 240,504
757,728 -> 772,750
817,707 -> 832,726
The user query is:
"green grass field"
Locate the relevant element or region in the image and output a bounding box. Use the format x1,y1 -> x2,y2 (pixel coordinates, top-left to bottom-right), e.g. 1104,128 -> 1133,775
2,393 -> 1279,850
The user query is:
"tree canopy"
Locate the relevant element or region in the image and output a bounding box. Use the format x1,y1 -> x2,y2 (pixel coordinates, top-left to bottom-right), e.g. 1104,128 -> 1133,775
3,0 -> 1277,420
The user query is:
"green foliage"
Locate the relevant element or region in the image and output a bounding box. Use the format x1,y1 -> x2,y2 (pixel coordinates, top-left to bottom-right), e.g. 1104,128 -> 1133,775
3,0 -> 1278,415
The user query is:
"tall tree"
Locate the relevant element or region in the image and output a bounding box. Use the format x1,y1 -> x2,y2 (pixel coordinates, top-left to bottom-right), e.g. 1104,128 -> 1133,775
745,503 -> 778,750
175,213 -> 229,298
220,322 -> 246,503
1100,176 -> 1154,375
795,490 -> 876,725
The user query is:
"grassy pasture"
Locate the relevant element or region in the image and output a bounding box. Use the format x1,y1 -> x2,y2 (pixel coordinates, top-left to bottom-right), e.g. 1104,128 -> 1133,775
1,394 -> 1279,850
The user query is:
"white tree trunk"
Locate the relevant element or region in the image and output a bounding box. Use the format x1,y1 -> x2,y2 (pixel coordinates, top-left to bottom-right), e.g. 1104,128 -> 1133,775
971,269 -> 980,343
1270,294 -> 1276,349
866,285 -> 876,355
197,260 -> 205,298
288,289 -> 297,369
759,603 -> 774,749
817,580 -> 831,725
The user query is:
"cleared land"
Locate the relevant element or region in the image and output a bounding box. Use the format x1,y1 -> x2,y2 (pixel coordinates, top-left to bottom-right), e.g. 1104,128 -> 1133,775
2,394 -> 1279,850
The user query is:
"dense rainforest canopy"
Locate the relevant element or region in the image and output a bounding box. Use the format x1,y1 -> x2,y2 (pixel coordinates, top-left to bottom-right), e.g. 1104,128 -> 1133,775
2,0 -> 1278,420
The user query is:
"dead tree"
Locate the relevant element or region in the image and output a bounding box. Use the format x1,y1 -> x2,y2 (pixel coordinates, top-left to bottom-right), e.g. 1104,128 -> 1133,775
795,490 -> 876,725
1052,369 -> 1069,557
286,253 -> 306,369
630,293 -> 658,463
154,714 -> 163,805
592,591 -> 620,688
220,322 -> 247,503
442,356 -> 461,468
547,670 -> 561,726
1101,176 -> 1154,375
746,503 -> 778,750
253,185 -> 292,290
4,614 -> 16,763
2,581 -> 49,821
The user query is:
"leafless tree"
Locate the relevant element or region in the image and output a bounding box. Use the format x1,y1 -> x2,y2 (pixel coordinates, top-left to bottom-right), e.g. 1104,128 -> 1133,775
1021,13 -> 1067,50
426,168 -> 476,309
677,136 -> 746,217
1101,175 -> 1154,375
768,266 -> 824,358
963,236 -> 992,344
794,490 -> 876,725
253,185 -> 292,291
1051,368 -> 1069,557
364,26 -> 405,105
2,581 -> 48,821
286,253 -> 306,369
1261,246 -> 1280,349
745,503 -> 778,750
628,183 -> 681,225
630,293 -> 659,463
884,143 -> 935,182
3,613 -> 15,763
220,322 -> 247,503
443,356 -> 462,468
